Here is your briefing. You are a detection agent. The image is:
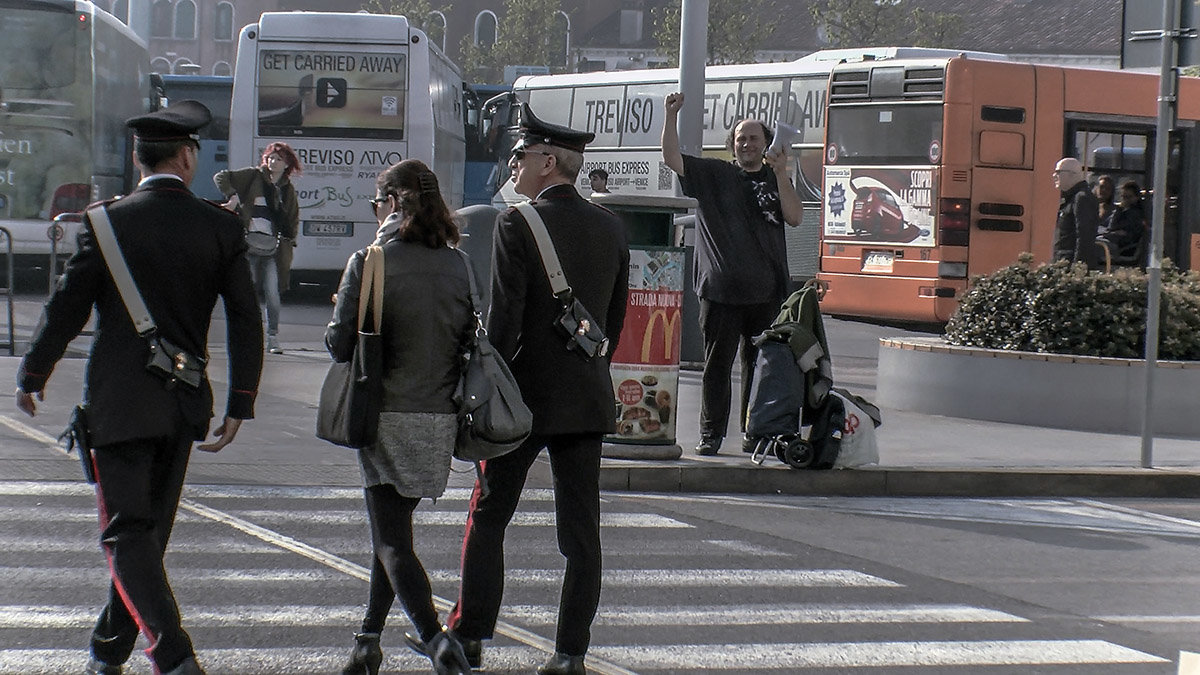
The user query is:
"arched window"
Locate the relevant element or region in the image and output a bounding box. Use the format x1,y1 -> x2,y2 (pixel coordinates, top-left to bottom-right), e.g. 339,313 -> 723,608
150,0 -> 172,38
213,61 -> 232,76
215,2 -> 234,41
111,0 -> 129,23
174,0 -> 196,39
151,56 -> 171,73
552,11 -> 570,69
474,11 -> 497,48
427,11 -> 447,52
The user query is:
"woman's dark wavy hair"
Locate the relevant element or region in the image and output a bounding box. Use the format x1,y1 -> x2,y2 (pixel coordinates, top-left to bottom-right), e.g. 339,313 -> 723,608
260,142 -> 303,178
376,159 -> 460,248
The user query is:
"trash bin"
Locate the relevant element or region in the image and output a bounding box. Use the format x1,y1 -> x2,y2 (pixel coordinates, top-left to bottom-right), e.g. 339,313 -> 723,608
591,193 -> 696,461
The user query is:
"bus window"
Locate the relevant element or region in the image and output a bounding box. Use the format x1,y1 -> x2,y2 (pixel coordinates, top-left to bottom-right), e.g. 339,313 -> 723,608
826,104 -> 943,166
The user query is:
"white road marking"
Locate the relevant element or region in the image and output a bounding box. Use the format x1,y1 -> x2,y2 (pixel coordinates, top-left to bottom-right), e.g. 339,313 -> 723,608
0,505 -> 690,529
589,640 -> 1169,668
505,603 -> 1026,626
0,415 -> 62,446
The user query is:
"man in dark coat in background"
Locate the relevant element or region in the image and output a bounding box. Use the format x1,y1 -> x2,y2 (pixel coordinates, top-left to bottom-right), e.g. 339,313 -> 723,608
15,100 -> 263,675
444,103 -> 630,675
1052,156 -> 1101,269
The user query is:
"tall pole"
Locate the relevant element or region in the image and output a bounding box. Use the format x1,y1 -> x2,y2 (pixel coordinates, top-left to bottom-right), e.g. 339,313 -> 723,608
677,0 -> 708,159
1139,0 -> 1181,467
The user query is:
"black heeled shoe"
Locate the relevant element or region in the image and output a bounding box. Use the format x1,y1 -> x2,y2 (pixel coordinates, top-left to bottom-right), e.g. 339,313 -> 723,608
427,629 -> 472,675
340,632 -> 382,675
537,652 -> 587,675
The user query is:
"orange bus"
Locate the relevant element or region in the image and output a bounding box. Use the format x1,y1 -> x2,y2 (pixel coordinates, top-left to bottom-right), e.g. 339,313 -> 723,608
817,54 -> 1200,323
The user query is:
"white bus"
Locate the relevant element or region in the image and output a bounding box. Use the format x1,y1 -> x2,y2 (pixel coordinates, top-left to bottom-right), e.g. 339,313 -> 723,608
0,0 -> 152,276
228,11 -> 466,286
502,48 -> 1004,277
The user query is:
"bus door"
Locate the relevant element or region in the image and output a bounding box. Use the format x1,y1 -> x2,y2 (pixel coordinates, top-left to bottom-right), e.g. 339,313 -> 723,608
961,60 -> 1038,274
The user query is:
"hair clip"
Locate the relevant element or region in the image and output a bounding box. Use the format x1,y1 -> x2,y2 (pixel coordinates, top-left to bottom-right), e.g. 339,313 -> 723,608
418,172 -> 438,195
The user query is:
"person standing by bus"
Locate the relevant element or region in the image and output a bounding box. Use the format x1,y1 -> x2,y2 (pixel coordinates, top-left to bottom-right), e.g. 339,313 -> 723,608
15,100 -> 263,675
444,103 -> 629,675
661,91 -> 804,456
215,142 -> 303,354
1052,157 -> 1100,270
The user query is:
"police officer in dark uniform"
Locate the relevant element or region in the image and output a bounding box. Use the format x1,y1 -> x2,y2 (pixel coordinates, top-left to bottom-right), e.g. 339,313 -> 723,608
15,100 -> 263,675
442,104 -> 629,675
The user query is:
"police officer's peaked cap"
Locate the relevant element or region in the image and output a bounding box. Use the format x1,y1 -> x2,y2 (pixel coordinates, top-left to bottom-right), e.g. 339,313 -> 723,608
514,102 -> 594,154
126,99 -> 212,142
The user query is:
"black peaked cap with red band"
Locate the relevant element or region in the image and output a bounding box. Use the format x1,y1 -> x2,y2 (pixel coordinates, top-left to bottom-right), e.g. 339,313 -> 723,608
513,102 -> 594,153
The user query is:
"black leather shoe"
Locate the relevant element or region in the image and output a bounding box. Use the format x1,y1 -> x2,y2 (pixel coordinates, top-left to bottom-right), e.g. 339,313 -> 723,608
695,436 -> 722,456
341,632 -> 382,675
537,652 -> 586,675
427,630 -> 472,675
83,658 -> 122,675
405,630 -> 482,668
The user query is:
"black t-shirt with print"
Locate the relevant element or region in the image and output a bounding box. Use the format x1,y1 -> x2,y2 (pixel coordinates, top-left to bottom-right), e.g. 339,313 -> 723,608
679,154 -> 789,305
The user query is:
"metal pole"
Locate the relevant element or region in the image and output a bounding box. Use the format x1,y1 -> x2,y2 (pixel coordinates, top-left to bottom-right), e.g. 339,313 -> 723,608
677,0 -> 709,159
1140,0 -> 1181,467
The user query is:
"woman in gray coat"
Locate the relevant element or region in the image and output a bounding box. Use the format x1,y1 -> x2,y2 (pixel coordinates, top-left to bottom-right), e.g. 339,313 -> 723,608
326,159 -> 474,675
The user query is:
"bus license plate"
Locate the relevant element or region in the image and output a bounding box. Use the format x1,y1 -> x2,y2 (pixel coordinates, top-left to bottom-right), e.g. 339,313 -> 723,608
862,250 -> 894,273
304,221 -> 353,237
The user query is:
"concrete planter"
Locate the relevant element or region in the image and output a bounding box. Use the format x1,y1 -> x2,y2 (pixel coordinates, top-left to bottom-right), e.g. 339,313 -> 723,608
878,337 -> 1200,436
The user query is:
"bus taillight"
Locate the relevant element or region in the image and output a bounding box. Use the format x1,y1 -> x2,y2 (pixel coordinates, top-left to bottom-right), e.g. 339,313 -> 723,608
938,197 -> 970,246
50,184 -> 90,220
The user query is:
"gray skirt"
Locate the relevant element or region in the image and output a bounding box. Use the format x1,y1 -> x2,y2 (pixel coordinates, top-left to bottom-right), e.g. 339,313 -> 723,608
359,411 -> 457,498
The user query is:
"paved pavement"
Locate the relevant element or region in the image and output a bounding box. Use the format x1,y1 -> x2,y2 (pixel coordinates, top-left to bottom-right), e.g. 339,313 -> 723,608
1,295 -> 1198,498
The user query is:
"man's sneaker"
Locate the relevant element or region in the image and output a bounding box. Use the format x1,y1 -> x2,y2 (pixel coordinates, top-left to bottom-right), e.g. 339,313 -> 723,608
267,335 -> 283,354
695,436 -> 722,456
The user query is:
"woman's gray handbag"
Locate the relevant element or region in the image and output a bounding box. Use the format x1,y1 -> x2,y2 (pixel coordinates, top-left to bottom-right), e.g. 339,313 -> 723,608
453,249 -> 532,461
316,246 -> 385,449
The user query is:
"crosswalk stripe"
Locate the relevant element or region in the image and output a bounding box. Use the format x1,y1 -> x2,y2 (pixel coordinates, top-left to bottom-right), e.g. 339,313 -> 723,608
0,481 -> 556,501
0,602 -> 1026,629
0,505 -> 691,529
0,640 -> 1168,673
1,567 -> 898,588
506,603 -> 1026,625
588,640 -> 1170,668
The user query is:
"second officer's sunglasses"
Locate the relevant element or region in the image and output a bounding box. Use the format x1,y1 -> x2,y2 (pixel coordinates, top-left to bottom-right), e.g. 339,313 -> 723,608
368,193 -> 394,216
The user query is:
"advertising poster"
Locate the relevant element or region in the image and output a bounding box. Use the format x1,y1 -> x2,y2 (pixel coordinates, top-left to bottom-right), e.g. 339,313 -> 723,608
607,247 -> 685,445
257,49 -> 407,139
823,166 -> 936,247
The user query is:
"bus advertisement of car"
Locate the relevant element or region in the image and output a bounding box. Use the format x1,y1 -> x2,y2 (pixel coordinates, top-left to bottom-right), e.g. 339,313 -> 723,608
823,167 -> 936,247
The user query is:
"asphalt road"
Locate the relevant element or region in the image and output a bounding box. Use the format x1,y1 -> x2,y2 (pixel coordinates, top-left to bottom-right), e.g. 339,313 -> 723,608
2,295 -> 1198,673
2,481 -> 1196,674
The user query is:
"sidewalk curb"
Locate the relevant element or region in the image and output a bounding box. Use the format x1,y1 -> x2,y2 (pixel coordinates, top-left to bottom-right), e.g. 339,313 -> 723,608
598,462 -> 1200,498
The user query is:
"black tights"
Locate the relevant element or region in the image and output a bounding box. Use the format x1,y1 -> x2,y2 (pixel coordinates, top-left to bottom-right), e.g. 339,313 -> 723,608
359,485 -> 440,642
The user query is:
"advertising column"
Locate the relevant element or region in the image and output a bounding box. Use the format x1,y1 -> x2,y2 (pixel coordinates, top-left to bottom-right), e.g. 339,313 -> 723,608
604,245 -> 685,459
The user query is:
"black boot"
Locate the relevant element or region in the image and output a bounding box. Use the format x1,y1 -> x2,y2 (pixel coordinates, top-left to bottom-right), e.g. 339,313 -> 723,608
427,629 -> 472,675
340,632 -> 382,675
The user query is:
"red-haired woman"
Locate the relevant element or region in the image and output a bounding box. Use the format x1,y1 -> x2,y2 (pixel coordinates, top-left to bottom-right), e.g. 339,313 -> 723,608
214,141 -> 302,353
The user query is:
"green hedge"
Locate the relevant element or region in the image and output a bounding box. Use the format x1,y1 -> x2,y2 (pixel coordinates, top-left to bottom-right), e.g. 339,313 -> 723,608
944,254 -> 1200,360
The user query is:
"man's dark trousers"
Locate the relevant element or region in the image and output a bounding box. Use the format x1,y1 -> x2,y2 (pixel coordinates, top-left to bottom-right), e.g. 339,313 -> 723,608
699,298 -> 779,441
88,432 -> 196,672
449,433 -> 602,656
